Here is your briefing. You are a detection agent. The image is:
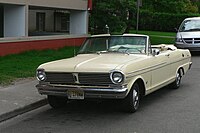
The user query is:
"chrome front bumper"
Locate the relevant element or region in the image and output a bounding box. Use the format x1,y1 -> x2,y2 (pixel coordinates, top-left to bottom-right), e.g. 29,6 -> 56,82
36,84 -> 128,99
175,43 -> 200,51
189,62 -> 192,70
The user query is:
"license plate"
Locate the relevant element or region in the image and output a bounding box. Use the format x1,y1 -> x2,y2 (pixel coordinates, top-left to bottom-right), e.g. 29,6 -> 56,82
67,90 -> 84,100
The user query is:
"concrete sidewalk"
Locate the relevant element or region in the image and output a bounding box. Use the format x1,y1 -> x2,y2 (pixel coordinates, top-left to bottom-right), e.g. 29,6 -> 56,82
0,79 -> 47,122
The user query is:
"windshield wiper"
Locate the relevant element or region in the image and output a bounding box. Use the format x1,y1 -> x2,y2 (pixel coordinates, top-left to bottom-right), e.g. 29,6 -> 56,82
96,50 -> 130,55
107,50 -> 130,55
96,51 -> 109,55
183,28 -> 200,32
78,51 -> 96,54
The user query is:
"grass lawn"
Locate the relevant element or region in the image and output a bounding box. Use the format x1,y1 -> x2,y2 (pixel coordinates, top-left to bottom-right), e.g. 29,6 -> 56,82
130,30 -> 176,44
150,36 -> 175,44
130,30 -> 176,36
0,47 -> 79,85
0,30 -> 176,85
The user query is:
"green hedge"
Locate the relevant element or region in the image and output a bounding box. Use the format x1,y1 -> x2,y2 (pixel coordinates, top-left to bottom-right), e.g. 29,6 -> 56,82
138,10 -> 200,32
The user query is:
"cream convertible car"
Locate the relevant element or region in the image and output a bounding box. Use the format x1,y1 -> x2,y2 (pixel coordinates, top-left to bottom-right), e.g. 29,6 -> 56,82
36,34 -> 192,112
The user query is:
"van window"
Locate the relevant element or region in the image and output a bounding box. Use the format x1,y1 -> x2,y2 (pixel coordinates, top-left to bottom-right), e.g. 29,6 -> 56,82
179,20 -> 200,32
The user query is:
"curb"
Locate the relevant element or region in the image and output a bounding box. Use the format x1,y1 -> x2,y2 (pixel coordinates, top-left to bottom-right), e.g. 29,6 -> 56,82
0,99 -> 48,123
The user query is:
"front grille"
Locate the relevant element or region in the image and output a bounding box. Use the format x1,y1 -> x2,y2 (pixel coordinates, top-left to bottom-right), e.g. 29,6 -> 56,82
45,72 -> 113,86
183,38 -> 200,44
45,72 -> 74,84
79,73 -> 113,85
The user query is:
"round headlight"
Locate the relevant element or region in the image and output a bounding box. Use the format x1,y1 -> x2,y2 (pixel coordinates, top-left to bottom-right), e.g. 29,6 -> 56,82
36,69 -> 46,81
110,71 -> 124,84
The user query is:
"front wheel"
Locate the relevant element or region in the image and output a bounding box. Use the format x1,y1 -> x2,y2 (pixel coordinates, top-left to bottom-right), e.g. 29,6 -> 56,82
47,95 -> 68,109
123,82 -> 141,113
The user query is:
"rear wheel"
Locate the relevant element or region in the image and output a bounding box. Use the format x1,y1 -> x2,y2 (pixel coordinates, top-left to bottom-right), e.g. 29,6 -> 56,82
47,95 -> 68,109
171,70 -> 182,89
124,82 -> 140,113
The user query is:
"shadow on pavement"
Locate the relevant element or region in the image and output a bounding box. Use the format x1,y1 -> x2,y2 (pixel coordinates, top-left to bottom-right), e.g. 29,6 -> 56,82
191,51 -> 200,56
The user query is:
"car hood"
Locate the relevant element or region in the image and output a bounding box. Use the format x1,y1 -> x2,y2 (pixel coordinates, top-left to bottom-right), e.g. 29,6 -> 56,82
177,31 -> 200,38
38,53 -> 144,73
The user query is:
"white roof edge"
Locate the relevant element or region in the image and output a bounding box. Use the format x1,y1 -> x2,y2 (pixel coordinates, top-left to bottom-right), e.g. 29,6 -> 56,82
184,17 -> 200,20
91,34 -> 111,37
123,33 -> 148,37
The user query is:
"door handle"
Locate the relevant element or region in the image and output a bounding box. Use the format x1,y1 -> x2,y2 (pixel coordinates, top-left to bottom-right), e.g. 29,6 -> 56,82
165,54 -> 170,57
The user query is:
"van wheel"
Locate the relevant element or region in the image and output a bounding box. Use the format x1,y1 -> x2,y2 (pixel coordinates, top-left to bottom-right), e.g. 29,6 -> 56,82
124,82 -> 140,113
47,95 -> 67,109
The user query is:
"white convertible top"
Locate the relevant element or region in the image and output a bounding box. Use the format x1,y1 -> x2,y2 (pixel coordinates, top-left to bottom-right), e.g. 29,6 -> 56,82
91,34 -> 149,38
152,44 -> 177,51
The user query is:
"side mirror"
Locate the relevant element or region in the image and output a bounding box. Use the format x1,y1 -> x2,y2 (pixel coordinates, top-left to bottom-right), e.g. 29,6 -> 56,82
152,49 -> 160,56
174,28 -> 178,32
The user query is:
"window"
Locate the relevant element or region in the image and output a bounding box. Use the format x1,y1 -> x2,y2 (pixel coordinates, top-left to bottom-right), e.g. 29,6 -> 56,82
61,13 -> 70,32
36,12 -> 45,31
54,12 -> 70,33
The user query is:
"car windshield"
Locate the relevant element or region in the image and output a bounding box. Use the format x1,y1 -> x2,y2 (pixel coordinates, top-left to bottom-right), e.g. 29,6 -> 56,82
78,36 -> 147,54
179,20 -> 200,32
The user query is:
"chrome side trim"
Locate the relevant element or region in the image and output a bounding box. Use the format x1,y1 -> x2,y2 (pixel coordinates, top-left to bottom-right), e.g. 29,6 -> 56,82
126,57 -> 191,78
127,62 -> 167,75
126,62 -> 167,78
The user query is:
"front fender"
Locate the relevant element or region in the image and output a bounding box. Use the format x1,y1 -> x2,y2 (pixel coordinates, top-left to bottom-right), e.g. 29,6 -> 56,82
126,75 -> 146,95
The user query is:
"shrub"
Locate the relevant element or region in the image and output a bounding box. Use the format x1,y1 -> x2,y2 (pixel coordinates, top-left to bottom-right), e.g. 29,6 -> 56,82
137,10 -> 200,32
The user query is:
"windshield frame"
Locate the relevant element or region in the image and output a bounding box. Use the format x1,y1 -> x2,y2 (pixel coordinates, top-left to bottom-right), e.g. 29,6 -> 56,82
78,35 -> 149,55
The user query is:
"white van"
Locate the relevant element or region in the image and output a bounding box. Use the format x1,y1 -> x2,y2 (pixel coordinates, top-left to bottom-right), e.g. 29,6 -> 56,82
175,17 -> 200,51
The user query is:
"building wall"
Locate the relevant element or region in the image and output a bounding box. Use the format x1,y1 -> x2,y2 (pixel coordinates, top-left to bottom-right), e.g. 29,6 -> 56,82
0,0 -> 87,10
0,35 -> 87,56
0,0 -> 89,56
4,4 -> 26,37
0,0 -> 26,5
0,6 -> 3,37
29,0 -> 87,10
1,0 -> 88,37
70,10 -> 88,34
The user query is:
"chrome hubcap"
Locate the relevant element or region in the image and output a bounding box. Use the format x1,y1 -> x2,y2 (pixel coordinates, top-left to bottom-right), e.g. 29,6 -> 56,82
133,89 -> 139,108
176,72 -> 181,86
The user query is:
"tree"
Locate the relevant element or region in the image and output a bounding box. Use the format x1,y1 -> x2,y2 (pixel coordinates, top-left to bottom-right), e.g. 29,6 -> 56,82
90,0 -> 136,34
89,0 -> 199,33
142,0 -> 199,13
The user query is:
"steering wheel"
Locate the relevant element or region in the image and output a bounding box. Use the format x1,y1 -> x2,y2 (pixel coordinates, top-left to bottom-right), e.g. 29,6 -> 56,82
125,48 -> 142,53
117,46 -> 130,52
117,46 -> 142,53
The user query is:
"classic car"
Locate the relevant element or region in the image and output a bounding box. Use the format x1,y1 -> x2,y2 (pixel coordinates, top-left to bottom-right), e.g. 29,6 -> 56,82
36,34 -> 192,113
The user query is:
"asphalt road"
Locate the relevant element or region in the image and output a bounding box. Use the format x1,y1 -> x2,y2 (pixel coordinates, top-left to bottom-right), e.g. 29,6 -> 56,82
1,56 -> 200,133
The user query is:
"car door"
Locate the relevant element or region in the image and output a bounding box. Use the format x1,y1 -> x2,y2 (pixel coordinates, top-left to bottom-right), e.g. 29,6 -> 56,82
150,51 -> 171,90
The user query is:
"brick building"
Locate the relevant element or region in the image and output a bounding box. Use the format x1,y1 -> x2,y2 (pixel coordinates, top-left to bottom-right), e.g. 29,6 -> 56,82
0,0 -> 92,56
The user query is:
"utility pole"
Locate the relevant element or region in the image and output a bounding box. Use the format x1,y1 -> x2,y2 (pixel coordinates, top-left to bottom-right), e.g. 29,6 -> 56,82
136,0 -> 141,33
